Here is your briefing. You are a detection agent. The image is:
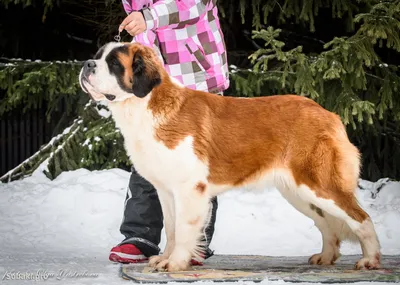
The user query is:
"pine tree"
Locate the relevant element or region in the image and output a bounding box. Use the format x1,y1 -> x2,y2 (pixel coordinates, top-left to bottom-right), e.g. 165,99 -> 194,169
0,58 -> 131,182
1,0 -> 399,182
227,0 -> 400,180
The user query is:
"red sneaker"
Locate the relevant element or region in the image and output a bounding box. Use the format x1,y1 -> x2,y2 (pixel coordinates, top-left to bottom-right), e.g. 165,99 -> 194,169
190,258 -> 204,266
190,253 -> 206,266
109,244 -> 148,264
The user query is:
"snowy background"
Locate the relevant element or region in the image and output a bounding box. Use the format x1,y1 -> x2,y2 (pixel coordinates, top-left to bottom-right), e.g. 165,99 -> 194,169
0,168 -> 399,285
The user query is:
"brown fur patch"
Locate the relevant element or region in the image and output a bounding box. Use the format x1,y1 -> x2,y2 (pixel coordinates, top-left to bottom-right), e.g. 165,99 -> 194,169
126,43 -> 369,225
114,44 -> 164,94
188,216 -> 200,225
117,52 -> 133,89
310,204 -> 324,217
195,182 -> 206,194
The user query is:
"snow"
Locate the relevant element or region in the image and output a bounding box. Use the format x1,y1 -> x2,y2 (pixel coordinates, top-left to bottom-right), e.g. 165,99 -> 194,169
97,107 -> 112,119
82,138 -> 90,146
82,139 -> 93,150
0,168 -> 399,285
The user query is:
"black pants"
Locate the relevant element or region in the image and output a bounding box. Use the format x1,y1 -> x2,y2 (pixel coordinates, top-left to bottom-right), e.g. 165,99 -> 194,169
120,166 -> 218,258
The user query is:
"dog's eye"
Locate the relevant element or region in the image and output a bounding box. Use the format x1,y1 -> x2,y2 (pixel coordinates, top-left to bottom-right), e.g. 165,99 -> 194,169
111,59 -> 120,66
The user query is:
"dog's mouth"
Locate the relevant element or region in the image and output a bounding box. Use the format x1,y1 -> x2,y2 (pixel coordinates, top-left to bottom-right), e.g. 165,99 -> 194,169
104,94 -> 116,101
80,75 -> 90,94
80,75 -> 116,101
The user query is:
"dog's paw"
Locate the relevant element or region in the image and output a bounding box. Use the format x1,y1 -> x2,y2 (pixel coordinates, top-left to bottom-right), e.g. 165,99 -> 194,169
166,259 -> 190,272
151,258 -> 189,272
308,252 -> 339,265
354,256 -> 381,270
148,255 -> 167,268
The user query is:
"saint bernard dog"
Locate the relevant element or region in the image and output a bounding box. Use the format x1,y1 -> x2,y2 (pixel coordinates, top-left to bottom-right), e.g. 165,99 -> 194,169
79,42 -> 381,272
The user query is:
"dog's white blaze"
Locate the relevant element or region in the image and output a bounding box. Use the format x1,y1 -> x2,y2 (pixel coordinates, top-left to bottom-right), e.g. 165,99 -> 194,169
84,42 -> 137,102
93,42 -> 124,94
102,42 -> 125,58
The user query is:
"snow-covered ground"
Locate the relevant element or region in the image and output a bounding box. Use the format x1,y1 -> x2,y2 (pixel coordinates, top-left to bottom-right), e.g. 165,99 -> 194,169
0,168 -> 399,285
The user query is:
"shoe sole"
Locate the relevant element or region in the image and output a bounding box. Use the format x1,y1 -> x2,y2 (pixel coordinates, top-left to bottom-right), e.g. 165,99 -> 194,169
109,253 -> 204,266
109,252 -> 148,264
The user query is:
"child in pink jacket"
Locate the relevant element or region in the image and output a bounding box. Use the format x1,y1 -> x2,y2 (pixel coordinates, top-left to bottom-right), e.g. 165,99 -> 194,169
109,0 -> 229,264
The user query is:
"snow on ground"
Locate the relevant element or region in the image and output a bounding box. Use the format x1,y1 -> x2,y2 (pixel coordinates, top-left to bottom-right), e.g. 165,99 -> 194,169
0,168 -> 399,285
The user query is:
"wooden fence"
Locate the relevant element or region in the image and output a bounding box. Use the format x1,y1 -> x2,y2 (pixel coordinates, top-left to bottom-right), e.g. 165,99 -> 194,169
0,107 -> 61,177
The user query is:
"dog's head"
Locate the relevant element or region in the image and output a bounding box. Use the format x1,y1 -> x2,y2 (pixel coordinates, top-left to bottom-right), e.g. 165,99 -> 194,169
79,42 -> 162,102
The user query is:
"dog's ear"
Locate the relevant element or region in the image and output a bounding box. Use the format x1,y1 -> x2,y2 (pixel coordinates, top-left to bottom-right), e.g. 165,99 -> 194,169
131,50 -> 161,98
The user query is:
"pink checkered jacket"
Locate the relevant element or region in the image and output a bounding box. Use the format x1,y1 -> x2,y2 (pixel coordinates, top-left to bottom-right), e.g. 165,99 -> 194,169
122,0 -> 229,93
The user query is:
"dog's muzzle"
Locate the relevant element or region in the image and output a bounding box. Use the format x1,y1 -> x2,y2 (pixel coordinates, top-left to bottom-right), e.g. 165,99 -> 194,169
79,60 -> 96,94
83,60 -> 96,77
79,60 -> 116,101
79,69 -> 89,94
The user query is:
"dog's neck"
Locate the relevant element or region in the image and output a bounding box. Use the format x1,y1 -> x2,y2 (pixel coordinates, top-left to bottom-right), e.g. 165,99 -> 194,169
108,73 -> 188,122
147,73 -> 188,118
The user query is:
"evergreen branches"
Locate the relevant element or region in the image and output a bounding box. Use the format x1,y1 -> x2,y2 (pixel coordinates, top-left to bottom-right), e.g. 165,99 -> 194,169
0,58 -> 85,119
44,102 -> 131,180
244,8 -> 400,128
229,0 -> 400,179
355,1 -> 400,51
218,0 -> 364,32
0,58 -> 131,181
0,102 -> 131,182
1,0 -> 399,181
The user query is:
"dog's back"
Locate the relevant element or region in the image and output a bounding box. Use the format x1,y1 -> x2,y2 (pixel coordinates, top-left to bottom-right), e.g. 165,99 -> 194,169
81,42 -> 381,272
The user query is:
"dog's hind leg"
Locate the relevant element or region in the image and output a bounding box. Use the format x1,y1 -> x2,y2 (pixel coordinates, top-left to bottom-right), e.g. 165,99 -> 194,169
309,220 -> 341,265
277,184 -> 341,265
296,186 -> 381,269
156,181 -> 211,272
289,133 -> 381,269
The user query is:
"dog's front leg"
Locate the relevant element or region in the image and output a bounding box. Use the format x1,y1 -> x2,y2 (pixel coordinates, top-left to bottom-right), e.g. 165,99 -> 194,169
148,189 -> 176,267
155,182 -> 210,272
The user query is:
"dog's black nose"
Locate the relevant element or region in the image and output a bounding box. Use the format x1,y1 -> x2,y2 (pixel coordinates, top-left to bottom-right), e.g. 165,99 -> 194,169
84,60 -> 96,74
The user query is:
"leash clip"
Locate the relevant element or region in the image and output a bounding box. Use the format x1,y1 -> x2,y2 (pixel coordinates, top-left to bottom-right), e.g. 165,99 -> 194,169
114,32 -> 121,42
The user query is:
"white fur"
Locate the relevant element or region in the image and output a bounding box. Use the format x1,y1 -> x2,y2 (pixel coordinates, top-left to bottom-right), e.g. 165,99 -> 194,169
80,42 -> 137,102
82,45 -> 381,271
263,170 -> 380,267
109,93 -> 381,270
109,96 -> 381,270
109,97 -> 212,270
109,99 -> 209,192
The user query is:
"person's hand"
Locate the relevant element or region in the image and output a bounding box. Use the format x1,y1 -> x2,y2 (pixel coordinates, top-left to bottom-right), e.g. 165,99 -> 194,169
119,12 -> 147,36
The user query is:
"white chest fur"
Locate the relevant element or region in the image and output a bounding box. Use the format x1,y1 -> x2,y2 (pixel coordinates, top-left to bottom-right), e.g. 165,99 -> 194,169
108,99 -> 209,192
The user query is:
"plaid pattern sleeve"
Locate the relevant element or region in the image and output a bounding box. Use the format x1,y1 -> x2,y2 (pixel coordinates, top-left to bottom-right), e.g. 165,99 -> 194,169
121,0 -> 230,93
122,0 -> 152,14
142,0 -> 216,30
